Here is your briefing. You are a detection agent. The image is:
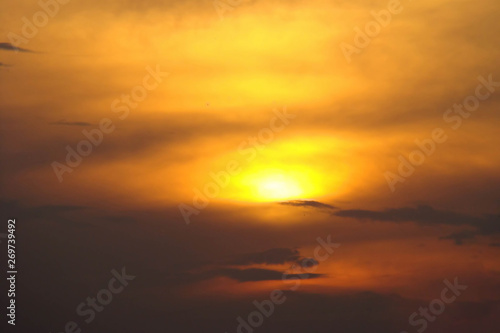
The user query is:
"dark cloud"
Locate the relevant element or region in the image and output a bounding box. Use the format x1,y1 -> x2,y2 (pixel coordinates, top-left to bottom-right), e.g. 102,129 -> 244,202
3,200 -> 499,333
0,42 -> 34,53
279,200 -> 337,210
50,120 -> 93,127
228,248 -> 301,265
160,249 -> 321,286
212,268 -> 323,282
162,267 -> 323,286
335,205 -> 500,244
335,205 -> 475,225
0,62 -> 11,67
440,230 -> 478,245
227,248 -> 320,271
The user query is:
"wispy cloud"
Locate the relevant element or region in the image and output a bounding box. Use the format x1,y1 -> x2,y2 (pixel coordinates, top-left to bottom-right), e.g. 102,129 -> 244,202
335,205 -> 500,244
279,200 -> 337,210
211,268 -> 323,282
227,248 -> 318,267
439,230 -> 478,245
0,42 -> 34,53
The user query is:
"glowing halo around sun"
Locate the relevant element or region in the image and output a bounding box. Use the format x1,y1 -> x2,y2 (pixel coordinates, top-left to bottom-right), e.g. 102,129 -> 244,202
255,174 -> 303,200
207,137 -> 352,203
225,167 -> 327,202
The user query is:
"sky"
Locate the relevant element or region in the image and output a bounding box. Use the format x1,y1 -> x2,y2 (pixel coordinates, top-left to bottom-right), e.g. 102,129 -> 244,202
1,0 -> 500,332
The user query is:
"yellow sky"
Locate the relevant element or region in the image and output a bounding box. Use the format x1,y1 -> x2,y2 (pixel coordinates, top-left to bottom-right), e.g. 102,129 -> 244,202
2,0 -> 499,209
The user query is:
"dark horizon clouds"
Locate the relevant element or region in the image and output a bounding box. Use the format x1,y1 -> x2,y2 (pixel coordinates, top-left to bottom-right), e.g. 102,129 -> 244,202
1,197 -> 499,333
205,267 -> 324,282
228,248 -> 302,265
334,205 -> 500,244
278,199 -> 500,243
273,200 -> 500,245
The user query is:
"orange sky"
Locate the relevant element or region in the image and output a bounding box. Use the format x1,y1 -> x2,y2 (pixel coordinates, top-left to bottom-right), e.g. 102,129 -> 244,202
1,0 -> 500,332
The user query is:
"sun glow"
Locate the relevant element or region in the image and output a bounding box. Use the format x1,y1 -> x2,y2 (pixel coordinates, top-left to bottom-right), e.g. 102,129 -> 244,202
205,138 -> 353,203
231,168 -> 320,202
256,174 -> 303,200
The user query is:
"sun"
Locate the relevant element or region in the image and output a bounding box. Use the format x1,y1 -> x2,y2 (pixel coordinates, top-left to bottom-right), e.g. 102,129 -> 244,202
210,138 -> 351,202
230,169 -> 314,202
256,174 -> 303,200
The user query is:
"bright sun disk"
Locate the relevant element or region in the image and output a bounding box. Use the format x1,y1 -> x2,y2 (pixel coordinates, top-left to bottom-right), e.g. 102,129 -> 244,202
257,175 -> 303,200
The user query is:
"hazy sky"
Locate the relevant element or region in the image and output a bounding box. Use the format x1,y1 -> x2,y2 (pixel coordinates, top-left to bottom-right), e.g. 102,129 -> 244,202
1,0 -> 500,332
